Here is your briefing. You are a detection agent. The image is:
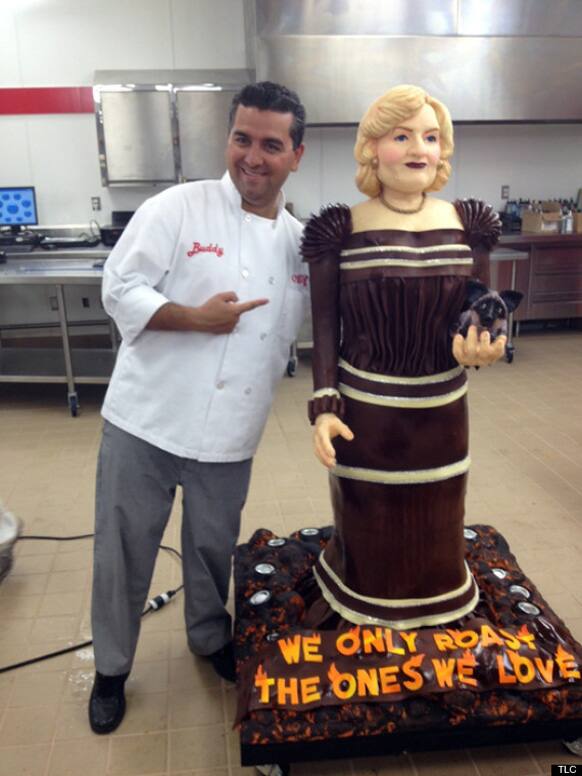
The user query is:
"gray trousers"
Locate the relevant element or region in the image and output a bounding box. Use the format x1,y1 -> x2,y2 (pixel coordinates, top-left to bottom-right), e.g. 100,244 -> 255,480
91,421 -> 252,676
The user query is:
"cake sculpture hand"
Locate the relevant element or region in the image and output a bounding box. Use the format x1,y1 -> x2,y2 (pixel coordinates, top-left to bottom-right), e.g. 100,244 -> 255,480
314,412 -> 354,469
452,325 -> 507,367
301,85 -> 503,630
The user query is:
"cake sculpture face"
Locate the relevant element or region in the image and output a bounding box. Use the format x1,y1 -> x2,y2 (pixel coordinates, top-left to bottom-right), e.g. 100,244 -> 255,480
302,84 -> 504,629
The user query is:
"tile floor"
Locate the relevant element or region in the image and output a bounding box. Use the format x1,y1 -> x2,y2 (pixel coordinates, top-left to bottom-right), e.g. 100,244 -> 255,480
0,330 -> 581,776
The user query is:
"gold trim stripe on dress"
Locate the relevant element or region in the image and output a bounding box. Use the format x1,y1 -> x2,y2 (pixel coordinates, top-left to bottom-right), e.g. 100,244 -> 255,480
319,553 -> 474,606
340,243 -> 472,257
340,257 -> 473,271
332,455 -> 471,485
338,360 -> 464,386
339,381 -> 468,409
313,565 -> 480,629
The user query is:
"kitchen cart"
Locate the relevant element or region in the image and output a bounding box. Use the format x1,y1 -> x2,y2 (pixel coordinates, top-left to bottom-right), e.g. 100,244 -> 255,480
0,252 -> 116,416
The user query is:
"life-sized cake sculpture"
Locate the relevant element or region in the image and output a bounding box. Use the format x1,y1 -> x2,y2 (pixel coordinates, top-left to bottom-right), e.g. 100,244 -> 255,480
234,85 -> 582,770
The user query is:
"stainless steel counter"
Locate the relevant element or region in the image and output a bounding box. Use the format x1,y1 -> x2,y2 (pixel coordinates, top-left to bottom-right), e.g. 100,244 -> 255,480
0,254 -> 107,285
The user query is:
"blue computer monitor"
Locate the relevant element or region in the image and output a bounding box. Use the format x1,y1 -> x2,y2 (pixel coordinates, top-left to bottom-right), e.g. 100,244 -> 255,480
0,186 -> 38,232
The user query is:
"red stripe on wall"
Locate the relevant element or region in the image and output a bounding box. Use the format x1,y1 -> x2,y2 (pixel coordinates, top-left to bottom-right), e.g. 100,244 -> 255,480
0,87 -> 94,115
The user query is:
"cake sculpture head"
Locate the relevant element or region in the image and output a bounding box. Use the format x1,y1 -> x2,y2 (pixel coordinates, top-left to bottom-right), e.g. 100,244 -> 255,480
354,84 -> 454,199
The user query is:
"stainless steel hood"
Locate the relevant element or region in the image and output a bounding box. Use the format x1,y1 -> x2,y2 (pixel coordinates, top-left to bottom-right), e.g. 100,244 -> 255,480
248,0 -> 582,123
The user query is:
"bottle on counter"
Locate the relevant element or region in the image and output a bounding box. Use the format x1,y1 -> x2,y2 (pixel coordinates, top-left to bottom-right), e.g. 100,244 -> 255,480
563,208 -> 574,234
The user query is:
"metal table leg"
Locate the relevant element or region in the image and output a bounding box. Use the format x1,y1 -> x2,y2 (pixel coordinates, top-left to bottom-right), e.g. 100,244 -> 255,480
55,284 -> 79,416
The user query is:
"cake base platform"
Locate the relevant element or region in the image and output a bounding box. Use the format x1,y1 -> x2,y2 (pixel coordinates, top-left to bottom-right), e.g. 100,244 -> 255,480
234,525 -> 582,770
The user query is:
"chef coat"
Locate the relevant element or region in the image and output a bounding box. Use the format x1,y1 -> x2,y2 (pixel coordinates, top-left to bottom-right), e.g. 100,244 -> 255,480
101,172 -> 307,462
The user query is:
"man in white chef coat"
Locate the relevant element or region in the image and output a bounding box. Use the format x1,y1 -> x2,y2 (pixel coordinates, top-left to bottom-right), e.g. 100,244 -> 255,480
89,81 -> 307,734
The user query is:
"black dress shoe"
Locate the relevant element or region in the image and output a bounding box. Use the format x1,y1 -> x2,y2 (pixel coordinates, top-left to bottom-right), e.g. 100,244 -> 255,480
206,641 -> 236,683
88,671 -> 129,734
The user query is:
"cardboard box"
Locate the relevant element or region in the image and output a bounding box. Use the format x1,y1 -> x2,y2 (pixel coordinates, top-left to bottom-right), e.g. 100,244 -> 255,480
521,210 -> 562,234
575,212 -> 582,234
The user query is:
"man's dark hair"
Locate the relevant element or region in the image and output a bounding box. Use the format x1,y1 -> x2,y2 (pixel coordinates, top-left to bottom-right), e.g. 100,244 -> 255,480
228,81 -> 306,150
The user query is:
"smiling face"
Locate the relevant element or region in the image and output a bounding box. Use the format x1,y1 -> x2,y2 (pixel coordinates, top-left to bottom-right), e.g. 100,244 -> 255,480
375,103 -> 441,197
225,105 -> 304,219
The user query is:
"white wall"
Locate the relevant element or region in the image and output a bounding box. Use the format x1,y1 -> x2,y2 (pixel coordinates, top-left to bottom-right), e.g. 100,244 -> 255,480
1,0 -> 582,225
285,124 -> 582,220
0,0 -> 248,225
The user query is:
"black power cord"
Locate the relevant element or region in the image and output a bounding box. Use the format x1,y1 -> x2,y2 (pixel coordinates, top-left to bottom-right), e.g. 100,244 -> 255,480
0,533 -> 183,675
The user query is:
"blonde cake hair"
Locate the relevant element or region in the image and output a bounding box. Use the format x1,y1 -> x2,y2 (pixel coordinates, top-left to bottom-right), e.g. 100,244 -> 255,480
354,84 -> 454,198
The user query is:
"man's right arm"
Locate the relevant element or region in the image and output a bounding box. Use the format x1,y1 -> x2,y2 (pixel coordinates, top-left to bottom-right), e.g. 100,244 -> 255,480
147,293 -> 269,335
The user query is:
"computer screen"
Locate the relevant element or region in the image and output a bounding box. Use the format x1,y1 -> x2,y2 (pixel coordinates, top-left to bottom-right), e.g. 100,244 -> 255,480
0,186 -> 38,230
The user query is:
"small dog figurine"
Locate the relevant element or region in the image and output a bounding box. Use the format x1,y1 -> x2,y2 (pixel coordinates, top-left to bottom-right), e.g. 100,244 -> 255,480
455,280 -> 523,341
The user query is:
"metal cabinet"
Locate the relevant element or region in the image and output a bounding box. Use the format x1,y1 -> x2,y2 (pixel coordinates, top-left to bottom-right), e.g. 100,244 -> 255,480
94,70 -> 254,186
176,89 -> 234,181
98,88 -> 177,185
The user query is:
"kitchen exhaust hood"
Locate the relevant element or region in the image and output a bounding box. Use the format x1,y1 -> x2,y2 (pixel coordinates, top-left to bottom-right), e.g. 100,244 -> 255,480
247,0 -> 582,124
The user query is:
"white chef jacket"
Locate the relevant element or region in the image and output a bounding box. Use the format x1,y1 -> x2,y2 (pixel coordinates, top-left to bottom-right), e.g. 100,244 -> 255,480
101,172 -> 307,462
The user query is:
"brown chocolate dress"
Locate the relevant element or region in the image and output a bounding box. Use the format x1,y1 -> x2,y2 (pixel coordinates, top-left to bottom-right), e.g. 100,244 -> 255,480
302,199 -> 501,629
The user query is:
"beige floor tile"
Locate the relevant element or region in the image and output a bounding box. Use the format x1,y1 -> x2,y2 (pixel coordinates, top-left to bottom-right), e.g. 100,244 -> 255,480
10,552 -> 55,575
47,736 -> 110,776
0,594 -> 41,619
109,731 -> 168,774
411,748 -> 479,775
0,744 -> 51,776
28,613 -> 79,643
37,590 -> 85,617
0,618 -> 32,643
169,725 -> 228,771
0,572 -> 50,597
44,569 -> 89,595
10,669 -> 66,707
113,691 -> 169,736
527,739 -> 582,772
168,688 -> 224,729
469,743 -> 541,776
54,701 -> 93,740
351,753 -> 416,775
292,759 -> 353,775
168,656 -> 222,692
134,630 -> 171,664
0,703 -> 58,745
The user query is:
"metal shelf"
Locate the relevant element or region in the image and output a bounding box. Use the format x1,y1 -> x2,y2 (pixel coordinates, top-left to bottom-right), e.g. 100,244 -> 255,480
0,348 -> 115,384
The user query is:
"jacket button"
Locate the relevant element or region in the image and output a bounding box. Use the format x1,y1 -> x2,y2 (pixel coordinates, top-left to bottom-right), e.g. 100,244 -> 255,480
268,276 -> 275,284
241,268 -> 249,279
217,381 -> 225,390
244,387 -> 252,395
260,332 -> 267,340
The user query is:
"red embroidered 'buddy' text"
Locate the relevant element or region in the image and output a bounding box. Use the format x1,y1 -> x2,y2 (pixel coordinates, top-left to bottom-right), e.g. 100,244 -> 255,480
187,241 -> 224,258
292,273 -> 308,287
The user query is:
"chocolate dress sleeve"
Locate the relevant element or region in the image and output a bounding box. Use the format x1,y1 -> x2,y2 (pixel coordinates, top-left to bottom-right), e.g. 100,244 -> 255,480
301,204 -> 352,424
454,198 -> 502,287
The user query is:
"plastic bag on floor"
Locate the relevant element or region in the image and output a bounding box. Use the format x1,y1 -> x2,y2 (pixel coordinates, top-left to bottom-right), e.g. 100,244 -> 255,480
0,501 -> 22,584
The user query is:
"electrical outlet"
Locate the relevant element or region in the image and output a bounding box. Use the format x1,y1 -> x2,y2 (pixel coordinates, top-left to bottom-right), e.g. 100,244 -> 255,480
501,185 -> 510,200
91,196 -> 101,211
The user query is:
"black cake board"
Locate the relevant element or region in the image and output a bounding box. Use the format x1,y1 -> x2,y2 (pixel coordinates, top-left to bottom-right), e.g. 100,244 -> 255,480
234,525 -> 582,771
